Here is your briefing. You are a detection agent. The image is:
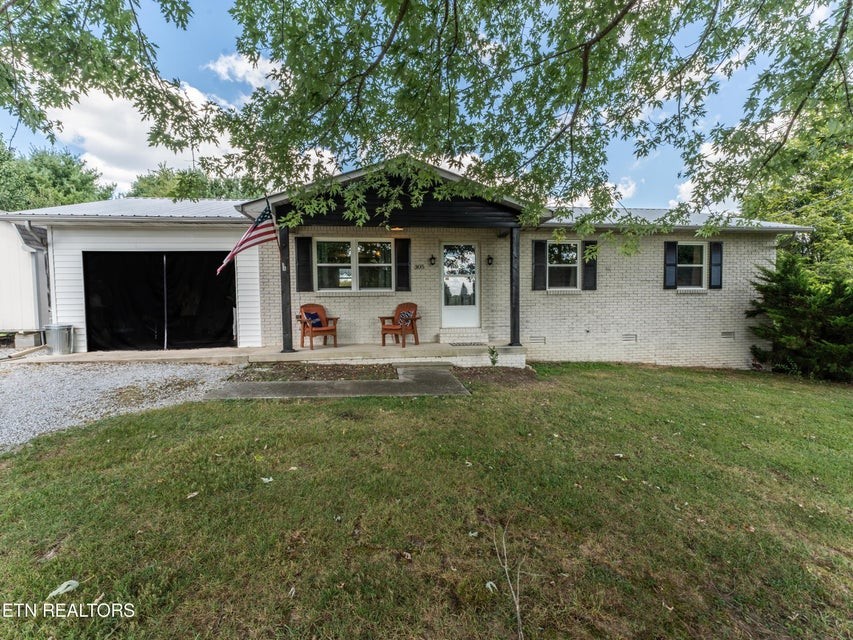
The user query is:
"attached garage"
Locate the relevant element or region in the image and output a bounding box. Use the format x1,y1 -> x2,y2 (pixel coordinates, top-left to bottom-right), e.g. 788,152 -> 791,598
0,199 -> 263,353
83,251 -> 237,351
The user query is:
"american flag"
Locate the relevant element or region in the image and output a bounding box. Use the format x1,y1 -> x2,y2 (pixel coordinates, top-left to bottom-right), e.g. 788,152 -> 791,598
217,205 -> 277,275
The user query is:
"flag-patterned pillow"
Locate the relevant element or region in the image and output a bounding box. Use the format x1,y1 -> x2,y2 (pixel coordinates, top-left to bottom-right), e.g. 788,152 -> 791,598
304,311 -> 323,327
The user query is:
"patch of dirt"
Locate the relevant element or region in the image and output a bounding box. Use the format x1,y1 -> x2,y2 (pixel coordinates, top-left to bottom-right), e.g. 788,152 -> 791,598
37,537 -> 66,562
451,366 -> 539,385
231,363 -> 398,382
107,378 -> 200,408
111,385 -> 147,407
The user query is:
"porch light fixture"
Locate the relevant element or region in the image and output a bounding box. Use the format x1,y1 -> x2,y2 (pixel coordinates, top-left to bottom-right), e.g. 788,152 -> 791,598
487,255 -> 494,265
429,254 -> 436,266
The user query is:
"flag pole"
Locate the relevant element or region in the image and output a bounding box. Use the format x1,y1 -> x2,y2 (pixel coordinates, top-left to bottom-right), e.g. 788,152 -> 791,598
273,195 -> 295,353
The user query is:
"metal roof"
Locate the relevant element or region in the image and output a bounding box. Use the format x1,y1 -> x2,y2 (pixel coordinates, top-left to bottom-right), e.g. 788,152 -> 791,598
544,207 -> 811,233
0,196 -> 810,233
0,198 -> 249,224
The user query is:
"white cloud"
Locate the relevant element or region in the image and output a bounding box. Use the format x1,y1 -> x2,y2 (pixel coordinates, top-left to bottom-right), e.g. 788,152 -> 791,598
668,179 -> 694,208
204,53 -> 278,91
809,4 -> 831,27
569,193 -> 591,207
669,141 -> 725,206
616,177 -> 637,200
568,176 -> 637,208
668,177 -> 738,212
436,153 -> 481,175
46,89 -> 231,193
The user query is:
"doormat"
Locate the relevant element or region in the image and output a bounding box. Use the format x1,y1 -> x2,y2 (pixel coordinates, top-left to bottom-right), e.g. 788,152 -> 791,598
449,342 -> 488,346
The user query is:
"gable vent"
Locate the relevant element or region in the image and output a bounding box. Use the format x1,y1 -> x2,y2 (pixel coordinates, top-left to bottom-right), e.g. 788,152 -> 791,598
622,333 -> 638,342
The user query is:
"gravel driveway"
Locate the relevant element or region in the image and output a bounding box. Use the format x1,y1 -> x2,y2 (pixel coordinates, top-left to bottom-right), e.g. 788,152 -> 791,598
0,360 -> 240,450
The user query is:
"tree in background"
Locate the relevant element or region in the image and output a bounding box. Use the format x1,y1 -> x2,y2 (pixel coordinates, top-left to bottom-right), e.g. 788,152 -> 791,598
741,115 -> 852,284
128,164 -> 261,201
1,1 -> 851,227
741,113 -> 851,381
0,142 -> 114,211
0,0 -> 210,153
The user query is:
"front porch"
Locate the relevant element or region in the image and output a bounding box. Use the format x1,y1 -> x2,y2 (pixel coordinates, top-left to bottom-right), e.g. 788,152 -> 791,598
259,173 -> 524,354
27,341 -> 527,368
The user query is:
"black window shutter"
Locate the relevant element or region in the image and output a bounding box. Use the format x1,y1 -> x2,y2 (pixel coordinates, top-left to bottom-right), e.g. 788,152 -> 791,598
664,241 -> 678,289
709,241 -> 723,289
532,240 -> 547,290
395,238 -> 411,291
295,236 -> 313,292
581,240 -> 597,290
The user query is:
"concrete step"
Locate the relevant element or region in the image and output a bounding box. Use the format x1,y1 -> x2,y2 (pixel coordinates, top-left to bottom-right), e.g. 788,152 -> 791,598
438,328 -> 490,344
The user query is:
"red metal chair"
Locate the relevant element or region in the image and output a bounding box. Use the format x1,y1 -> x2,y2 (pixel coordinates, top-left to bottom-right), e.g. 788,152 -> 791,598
298,304 -> 339,350
379,302 -> 420,348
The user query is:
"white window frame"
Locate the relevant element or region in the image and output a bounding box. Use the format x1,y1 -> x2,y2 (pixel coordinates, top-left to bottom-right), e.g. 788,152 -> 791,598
676,241 -> 707,290
314,239 -> 394,292
547,241 -> 581,290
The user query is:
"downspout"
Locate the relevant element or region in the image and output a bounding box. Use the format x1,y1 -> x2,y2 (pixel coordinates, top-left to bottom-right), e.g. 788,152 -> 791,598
26,220 -> 50,329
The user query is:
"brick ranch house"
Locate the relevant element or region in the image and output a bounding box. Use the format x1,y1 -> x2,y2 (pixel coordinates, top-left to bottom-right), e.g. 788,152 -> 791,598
0,163 -> 807,368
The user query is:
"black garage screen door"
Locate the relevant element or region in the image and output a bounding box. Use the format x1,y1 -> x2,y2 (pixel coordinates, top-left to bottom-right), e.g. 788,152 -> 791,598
83,252 -> 237,351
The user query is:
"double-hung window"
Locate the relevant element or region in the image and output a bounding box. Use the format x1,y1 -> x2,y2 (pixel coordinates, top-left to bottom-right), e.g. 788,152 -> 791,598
315,240 -> 393,291
676,243 -> 705,288
665,241 -> 721,289
548,242 -> 579,289
357,241 -> 393,289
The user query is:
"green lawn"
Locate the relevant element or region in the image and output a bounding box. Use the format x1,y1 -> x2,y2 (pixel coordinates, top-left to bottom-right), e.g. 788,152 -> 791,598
1,363 -> 851,639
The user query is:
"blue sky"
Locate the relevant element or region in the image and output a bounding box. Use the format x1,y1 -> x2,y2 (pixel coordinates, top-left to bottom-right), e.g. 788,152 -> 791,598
0,1 -> 758,207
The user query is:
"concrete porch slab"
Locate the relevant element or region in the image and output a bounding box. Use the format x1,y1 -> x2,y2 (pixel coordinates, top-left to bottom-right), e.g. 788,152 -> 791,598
205,364 -> 470,399
21,342 -> 527,368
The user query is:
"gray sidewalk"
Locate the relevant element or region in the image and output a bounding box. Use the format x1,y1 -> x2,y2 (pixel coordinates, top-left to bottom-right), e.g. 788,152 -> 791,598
205,363 -> 469,399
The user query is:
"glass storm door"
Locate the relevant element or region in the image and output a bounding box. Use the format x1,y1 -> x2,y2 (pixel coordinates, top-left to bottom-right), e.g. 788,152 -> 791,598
441,243 -> 479,327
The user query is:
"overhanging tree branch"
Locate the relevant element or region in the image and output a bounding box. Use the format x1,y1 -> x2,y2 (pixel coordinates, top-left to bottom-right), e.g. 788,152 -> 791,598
837,58 -> 853,117
513,0 -> 639,74
521,43 -> 591,172
757,0 -> 851,173
0,0 -> 22,15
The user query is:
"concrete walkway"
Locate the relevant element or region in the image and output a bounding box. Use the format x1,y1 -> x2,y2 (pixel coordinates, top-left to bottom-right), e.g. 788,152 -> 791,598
205,363 -> 469,399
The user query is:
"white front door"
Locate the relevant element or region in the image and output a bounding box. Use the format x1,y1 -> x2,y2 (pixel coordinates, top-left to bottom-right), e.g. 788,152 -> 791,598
441,243 -> 479,328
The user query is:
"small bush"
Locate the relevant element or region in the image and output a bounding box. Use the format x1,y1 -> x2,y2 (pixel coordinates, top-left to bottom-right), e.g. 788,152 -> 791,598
747,253 -> 852,382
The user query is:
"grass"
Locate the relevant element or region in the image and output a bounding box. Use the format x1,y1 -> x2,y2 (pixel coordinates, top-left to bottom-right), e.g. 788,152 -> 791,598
0,363 -> 850,639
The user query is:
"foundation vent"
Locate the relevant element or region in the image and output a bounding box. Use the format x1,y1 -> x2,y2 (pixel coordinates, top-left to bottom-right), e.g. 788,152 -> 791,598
528,336 -> 547,344
622,333 -> 638,342
721,331 -> 735,339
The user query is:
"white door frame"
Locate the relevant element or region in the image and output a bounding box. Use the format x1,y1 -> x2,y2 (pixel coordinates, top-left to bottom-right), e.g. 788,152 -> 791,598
440,242 -> 480,328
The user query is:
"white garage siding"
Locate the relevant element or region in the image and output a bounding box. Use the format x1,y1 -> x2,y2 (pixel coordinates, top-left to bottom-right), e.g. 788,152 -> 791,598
48,224 -> 262,352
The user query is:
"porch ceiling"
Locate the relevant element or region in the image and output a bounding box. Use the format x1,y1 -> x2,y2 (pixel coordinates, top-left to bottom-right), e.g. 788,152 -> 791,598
275,193 -> 521,229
